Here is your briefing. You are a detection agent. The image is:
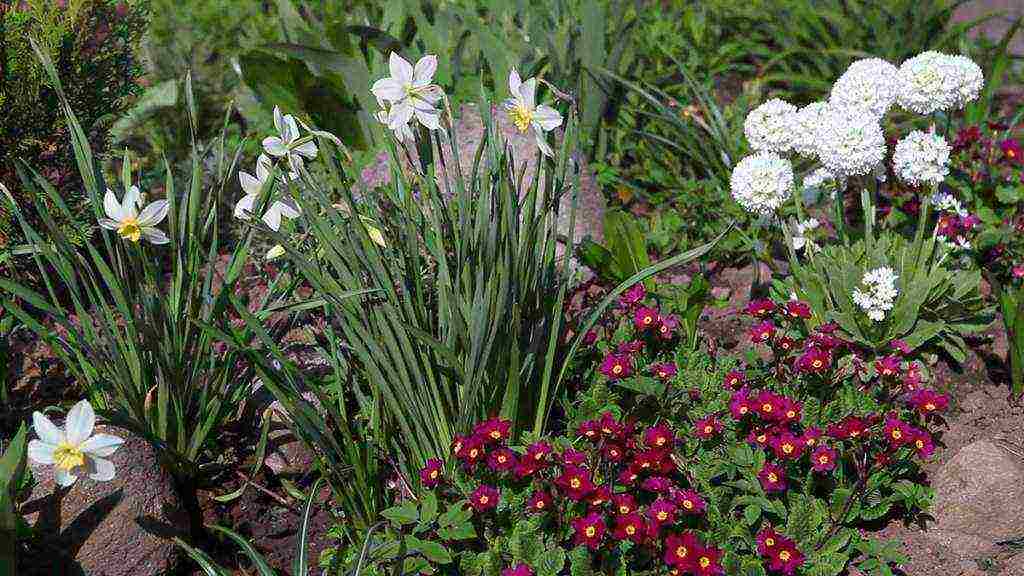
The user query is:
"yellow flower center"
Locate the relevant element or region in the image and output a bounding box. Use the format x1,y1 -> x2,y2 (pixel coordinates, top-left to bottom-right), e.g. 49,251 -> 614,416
779,550 -> 791,562
756,434 -> 767,443
469,448 -> 479,457
819,455 -> 829,464
619,505 -> 630,514
117,217 -> 142,242
915,440 -> 925,449
536,500 -> 545,509
643,316 -> 653,325
699,557 -> 711,569
765,537 -> 775,547
762,404 -> 773,413
683,500 -> 693,509
704,426 -> 713,434
924,403 -> 935,411
1009,149 -> 1017,158
53,442 -> 85,472
676,546 -> 688,558
490,431 -> 502,439
585,526 -> 596,537
510,104 -> 534,133
430,470 -> 438,479
767,473 -> 778,483
891,430 -> 902,440
657,511 -> 668,521
625,525 -> 636,535
739,407 -> 749,414
612,365 -> 623,375
478,495 -> 489,505
497,455 -> 507,463
782,444 -> 794,454
812,359 -> 822,368
786,410 -> 796,419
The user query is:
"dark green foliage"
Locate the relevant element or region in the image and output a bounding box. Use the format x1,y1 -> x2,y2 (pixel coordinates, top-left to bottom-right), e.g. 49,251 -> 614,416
0,0 -> 146,257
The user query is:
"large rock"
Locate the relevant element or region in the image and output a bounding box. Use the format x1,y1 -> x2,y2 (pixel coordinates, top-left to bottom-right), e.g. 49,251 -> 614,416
358,104 -> 606,247
926,440 -> 1024,559
18,424 -> 187,576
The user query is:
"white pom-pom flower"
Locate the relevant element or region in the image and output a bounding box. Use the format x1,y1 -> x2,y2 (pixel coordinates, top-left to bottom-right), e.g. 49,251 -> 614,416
792,101 -> 831,158
852,266 -> 899,322
730,152 -> 795,215
744,98 -> 798,153
892,130 -> 951,186
830,58 -> 900,119
814,104 -> 886,178
896,51 -> 982,114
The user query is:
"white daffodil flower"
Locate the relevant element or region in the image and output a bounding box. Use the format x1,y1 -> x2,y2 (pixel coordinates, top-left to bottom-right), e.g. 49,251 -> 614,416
263,106 -> 319,171
27,400 -> 124,487
375,102 -> 414,142
503,69 -> 563,157
791,218 -> 820,252
234,154 -> 301,232
371,53 -> 443,131
99,186 -> 170,245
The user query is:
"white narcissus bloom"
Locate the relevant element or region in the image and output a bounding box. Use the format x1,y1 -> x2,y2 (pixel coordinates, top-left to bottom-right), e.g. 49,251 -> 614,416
744,98 -> 798,153
262,106 -> 319,171
371,53 -> 444,132
27,400 -> 124,487
374,96 -> 415,142
791,218 -> 820,252
99,186 -> 170,245
503,69 -> 563,157
830,58 -> 900,119
729,152 -> 794,215
893,130 -> 951,186
234,154 -> 301,231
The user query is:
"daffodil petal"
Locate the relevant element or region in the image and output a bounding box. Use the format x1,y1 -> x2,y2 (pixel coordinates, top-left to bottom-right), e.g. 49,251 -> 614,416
519,78 -> 537,110
142,227 -> 170,245
371,77 -> 406,103
389,52 -> 414,84
137,200 -> 169,227
80,433 -> 124,458
103,189 -> 123,221
293,140 -> 318,159
86,456 -> 116,482
272,199 -> 300,220
123,186 -> 141,218
533,105 -> 563,131
413,55 -> 438,86
273,106 -> 286,135
262,206 -> 283,231
32,411 -> 64,445
55,468 -> 78,487
508,68 -> 522,97
27,439 -> 57,465
239,171 -> 262,196
263,136 -> 288,157
99,218 -> 121,230
65,400 -> 96,446
234,194 -> 257,221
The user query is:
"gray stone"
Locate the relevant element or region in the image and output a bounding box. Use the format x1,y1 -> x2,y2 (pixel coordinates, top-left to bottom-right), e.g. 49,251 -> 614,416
927,440 -> 1024,559
19,424 -> 186,576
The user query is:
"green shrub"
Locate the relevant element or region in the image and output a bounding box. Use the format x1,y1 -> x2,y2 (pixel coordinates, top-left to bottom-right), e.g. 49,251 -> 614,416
0,0 -> 145,257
